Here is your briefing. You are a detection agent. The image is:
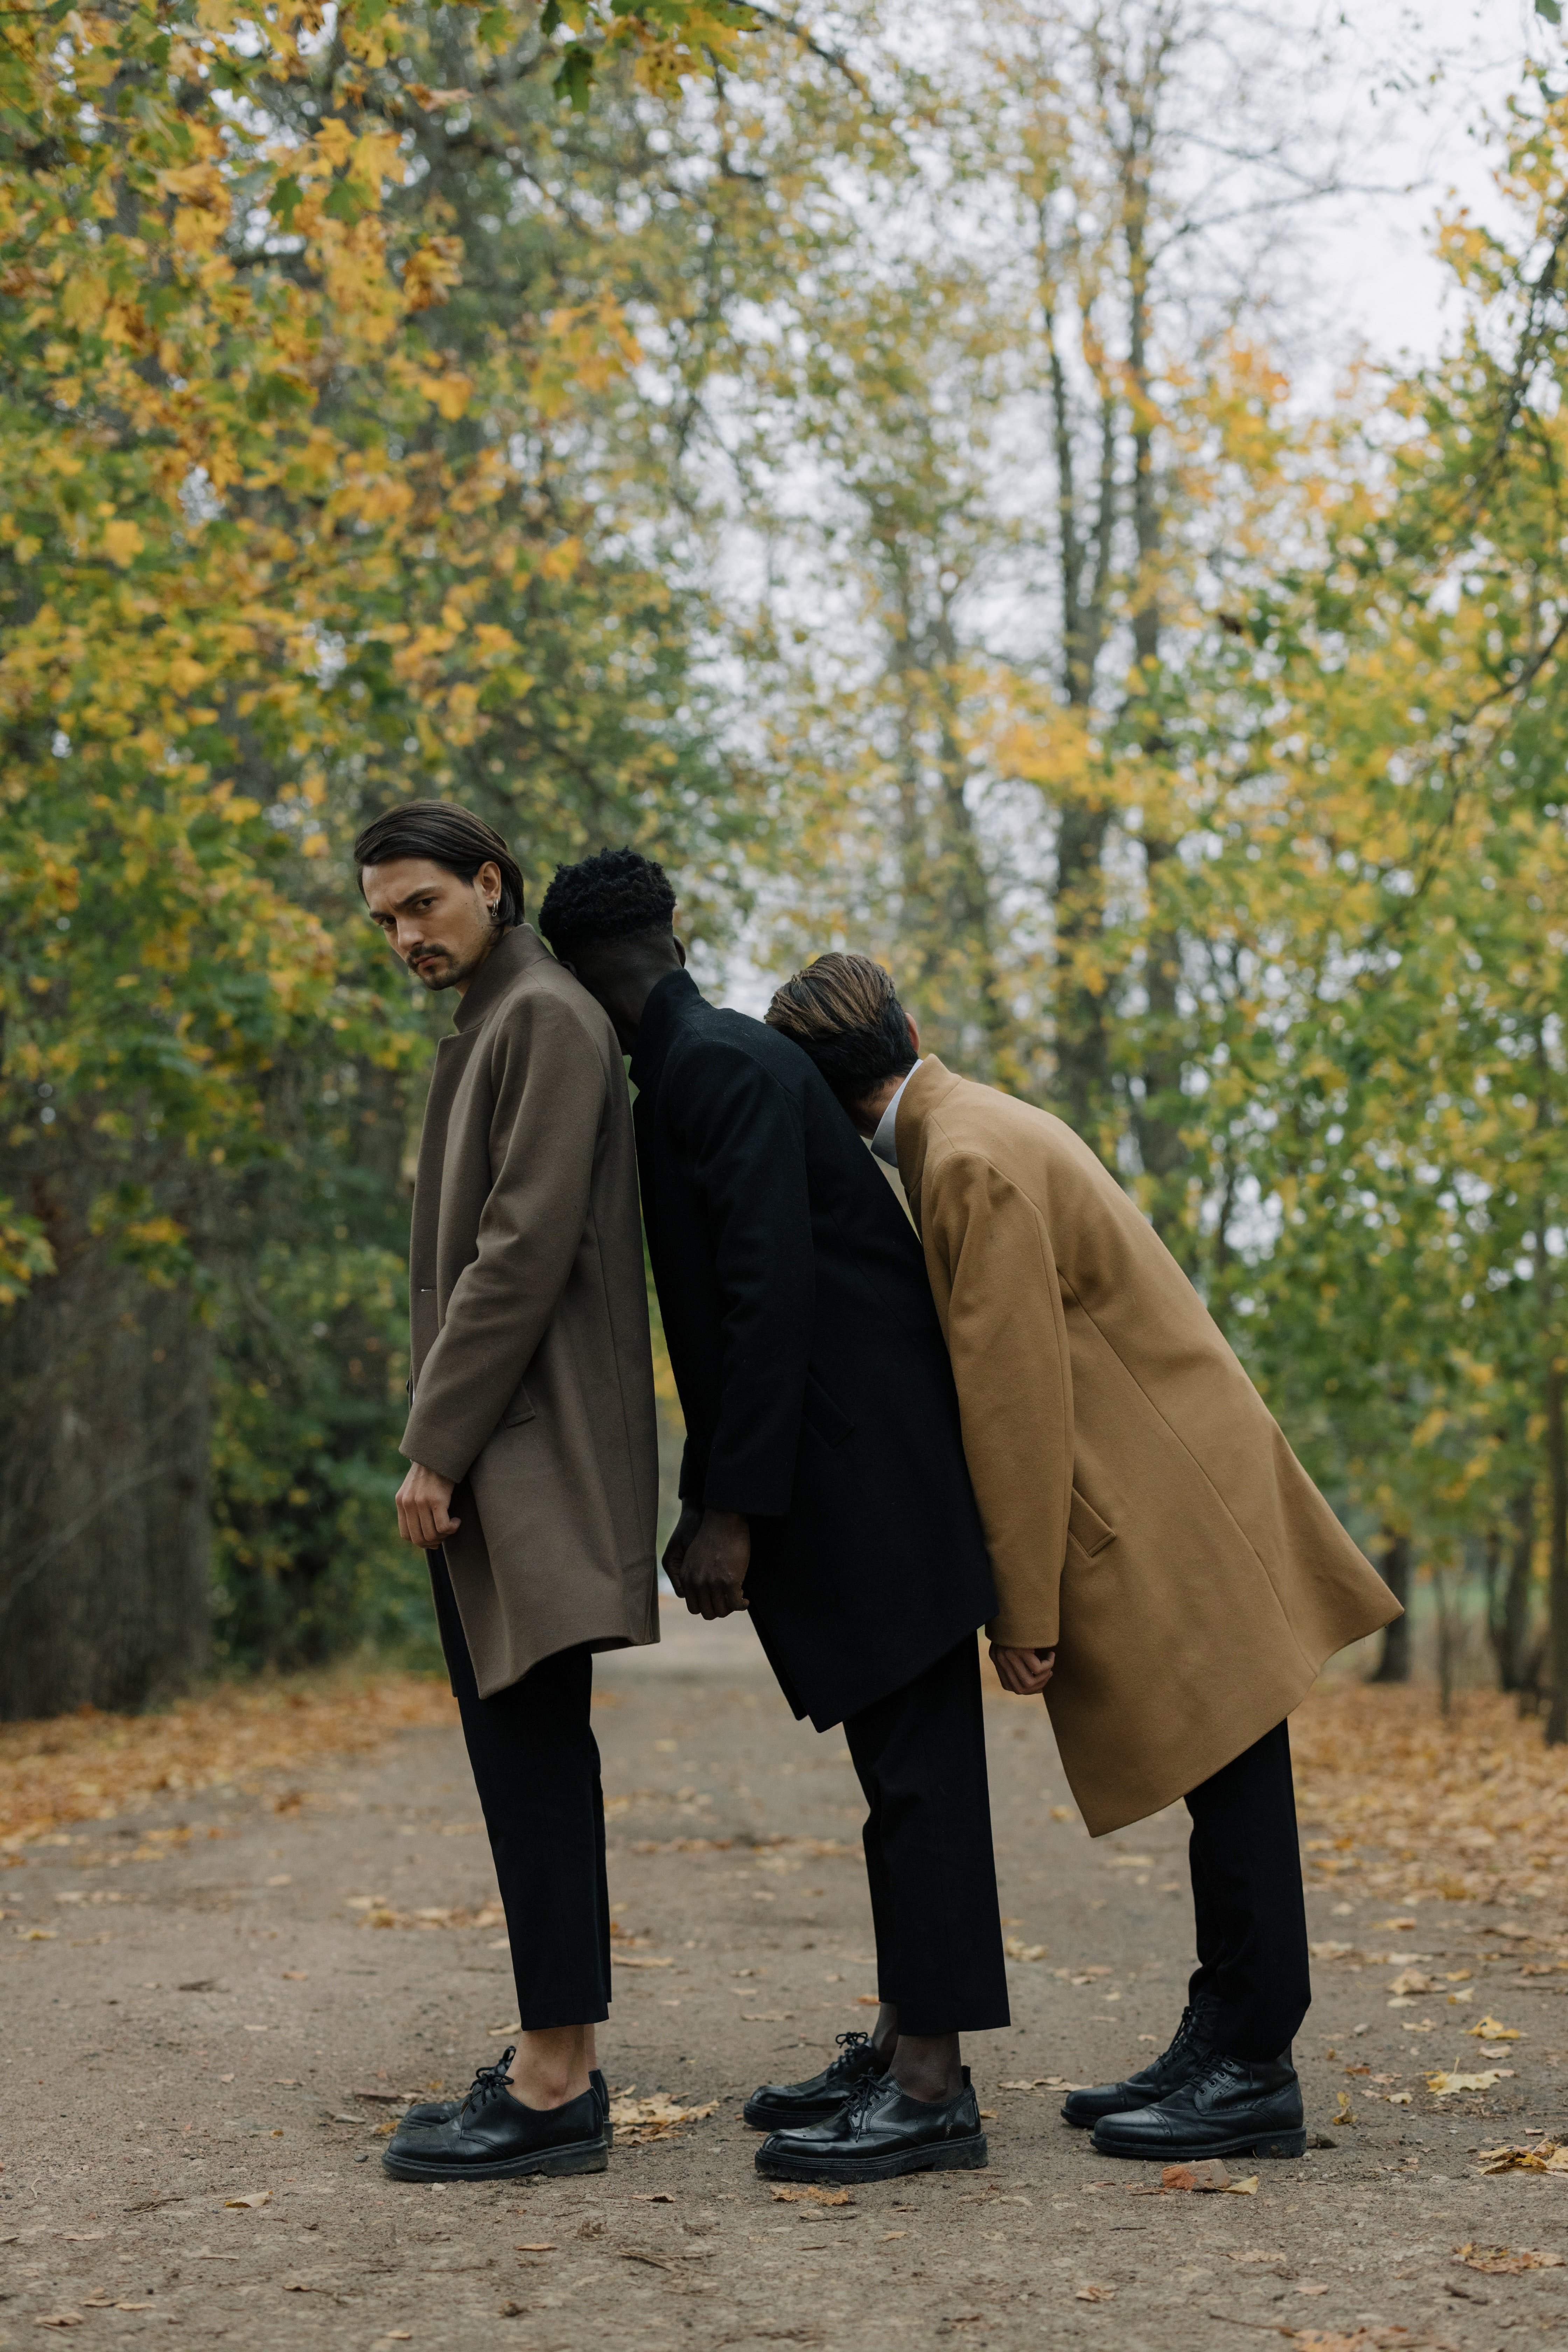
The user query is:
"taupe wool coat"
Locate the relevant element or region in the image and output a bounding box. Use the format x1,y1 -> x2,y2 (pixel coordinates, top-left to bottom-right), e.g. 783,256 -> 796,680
895,1056 -> 1400,1835
400,925 -> 659,1696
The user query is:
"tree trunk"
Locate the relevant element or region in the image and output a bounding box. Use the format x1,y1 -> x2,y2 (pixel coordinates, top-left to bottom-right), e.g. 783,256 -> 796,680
1487,1484 -> 1536,1693
1545,1354 -> 1568,1746
1367,1529 -> 1411,1684
0,1249 -> 212,1720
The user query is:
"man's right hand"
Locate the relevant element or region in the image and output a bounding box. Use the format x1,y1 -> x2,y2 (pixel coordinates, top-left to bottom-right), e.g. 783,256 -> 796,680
990,1643 -> 1056,1696
666,1506 -> 750,1620
396,1462 -> 461,1549
662,1504 -> 705,1595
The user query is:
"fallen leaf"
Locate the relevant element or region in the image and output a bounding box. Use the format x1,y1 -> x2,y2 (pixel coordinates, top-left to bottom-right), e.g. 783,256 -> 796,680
773,2186 -> 852,2206
611,1954 -> 674,1969
1426,2069 -> 1511,2096
1466,2015 -> 1522,2042
281,1970 -> 308,1981
1162,2158 -> 1232,2192
34,2318 -> 84,2331
1386,2092 -> 1413,2105
515,2243 -> 555,2253
620,2248 -> 673,2270
1457,2241 -> 1566,2274
1387,1969 -> 1438,1997
632,2192 -> 677,2204
1226,2176 -> 1260,2196
113,2305 -> 154,2315
880,2230 -> 907,2240
1003,1939 -> 1048,1961
224,2191 -> 272,2208
1296,2281 -> 1330,2295
1074,2283 -> 1114,2301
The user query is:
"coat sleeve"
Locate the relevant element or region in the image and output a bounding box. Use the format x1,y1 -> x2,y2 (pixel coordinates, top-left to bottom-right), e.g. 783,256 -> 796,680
922,1147 -> 1073,1648
674,1040 -> 813,1519
400,992 -> 604,1485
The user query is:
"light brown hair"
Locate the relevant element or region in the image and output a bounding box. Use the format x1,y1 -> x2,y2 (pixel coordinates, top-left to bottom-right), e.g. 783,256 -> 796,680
765,953 -> 915,1105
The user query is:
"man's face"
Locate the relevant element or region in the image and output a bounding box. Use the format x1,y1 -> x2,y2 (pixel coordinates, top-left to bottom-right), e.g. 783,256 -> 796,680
361,856 -> 500,992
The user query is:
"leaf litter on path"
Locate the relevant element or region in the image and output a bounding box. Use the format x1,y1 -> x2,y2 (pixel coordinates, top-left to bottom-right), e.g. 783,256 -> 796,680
1477,2137 -> 1568,2172
1456,2242 -> 1565,2273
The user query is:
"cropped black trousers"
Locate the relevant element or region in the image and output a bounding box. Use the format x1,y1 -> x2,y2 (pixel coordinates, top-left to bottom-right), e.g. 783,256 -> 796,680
428,1550 -> 611,2030
1185,1717 -> 1311,2062
844,1633 -> 1011,2038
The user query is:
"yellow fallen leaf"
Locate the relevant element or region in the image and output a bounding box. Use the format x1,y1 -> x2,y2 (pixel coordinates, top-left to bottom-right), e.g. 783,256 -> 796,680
1467,2015 -> 1523,2041
1426,2069 -> 1508,2095
772,2185 -> 852,2206
1075,2283 -> 1114,2302
224,2190 -> 272,2209
1457,2241 -> 1565,2274
1225,2175 -> 1260,2194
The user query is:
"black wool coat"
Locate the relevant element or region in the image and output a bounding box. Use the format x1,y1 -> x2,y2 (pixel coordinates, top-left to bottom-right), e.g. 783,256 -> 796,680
630,969 -> 995,1731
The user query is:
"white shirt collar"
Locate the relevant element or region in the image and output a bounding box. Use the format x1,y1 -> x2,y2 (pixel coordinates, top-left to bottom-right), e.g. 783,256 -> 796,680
871,1066 -> 918,1168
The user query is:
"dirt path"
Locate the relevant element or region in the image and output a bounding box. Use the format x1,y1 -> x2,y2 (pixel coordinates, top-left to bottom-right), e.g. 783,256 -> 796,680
4,1616 -> 1566,2351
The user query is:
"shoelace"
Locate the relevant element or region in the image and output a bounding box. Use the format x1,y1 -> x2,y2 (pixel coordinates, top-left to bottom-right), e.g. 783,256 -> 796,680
460,2044 -> 518,2114
838,2070 -> 894,2131
825,2031 -> 874,2082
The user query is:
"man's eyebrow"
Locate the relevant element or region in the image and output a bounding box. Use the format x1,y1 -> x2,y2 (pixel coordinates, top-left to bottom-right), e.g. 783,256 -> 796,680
369,882 -> 441,917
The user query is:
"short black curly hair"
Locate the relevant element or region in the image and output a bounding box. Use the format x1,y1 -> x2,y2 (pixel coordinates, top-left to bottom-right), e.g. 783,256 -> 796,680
538,846 -> 677,962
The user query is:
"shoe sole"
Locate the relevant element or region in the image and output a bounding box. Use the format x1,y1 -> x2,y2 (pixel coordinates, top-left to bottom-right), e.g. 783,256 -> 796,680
380,2135 -> 609,2183
1090,2128 -> 1307,2164
756,2134 -> 987,2185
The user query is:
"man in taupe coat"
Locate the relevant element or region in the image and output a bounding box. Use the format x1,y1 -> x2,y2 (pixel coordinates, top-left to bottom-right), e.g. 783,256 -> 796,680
353,802 -> 659,2185
767,953 -> 1401,2170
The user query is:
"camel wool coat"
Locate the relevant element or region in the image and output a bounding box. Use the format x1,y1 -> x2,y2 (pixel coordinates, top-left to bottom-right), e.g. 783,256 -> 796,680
400,926 -> 659,1697
895,1056 -> 1400,1835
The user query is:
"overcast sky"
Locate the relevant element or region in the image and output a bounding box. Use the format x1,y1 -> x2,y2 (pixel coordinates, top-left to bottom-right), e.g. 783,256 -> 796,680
1305,0 -> 1552,375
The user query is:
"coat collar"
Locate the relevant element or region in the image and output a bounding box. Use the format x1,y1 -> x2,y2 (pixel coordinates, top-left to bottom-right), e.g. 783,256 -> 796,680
450,924 -> 550,1033
628,965 -> 702,1097
895,1053 -> 963,1226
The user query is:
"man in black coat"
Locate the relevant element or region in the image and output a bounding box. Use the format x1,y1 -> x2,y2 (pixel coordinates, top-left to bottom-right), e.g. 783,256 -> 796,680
539,848 -> 1009,2184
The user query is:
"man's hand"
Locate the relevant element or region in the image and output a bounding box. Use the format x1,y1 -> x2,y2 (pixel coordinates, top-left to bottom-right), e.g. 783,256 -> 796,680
396,1462 -> 461,1549
673,1507 -> 750,1620
990,1643 -> 1056,1697
662,1503 -> 704,1597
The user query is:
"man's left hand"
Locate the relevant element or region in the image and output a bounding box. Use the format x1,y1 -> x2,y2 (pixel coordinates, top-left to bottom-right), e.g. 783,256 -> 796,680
990,1643 -> 1056,1696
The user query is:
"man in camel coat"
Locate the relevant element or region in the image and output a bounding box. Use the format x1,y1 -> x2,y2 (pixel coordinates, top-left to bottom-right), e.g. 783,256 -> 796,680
354,800 -> 659,2187
766,952 -> 1400,2169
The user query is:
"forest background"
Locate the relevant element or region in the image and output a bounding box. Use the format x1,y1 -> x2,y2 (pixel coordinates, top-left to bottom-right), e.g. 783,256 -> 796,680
6,0 -> 1568,1736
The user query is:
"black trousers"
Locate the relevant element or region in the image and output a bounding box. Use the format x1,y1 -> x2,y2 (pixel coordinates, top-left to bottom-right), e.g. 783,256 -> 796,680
843,1635 -> 1011,2038
1185,1718 -> 1311,2062
429,1552 -> 611,2030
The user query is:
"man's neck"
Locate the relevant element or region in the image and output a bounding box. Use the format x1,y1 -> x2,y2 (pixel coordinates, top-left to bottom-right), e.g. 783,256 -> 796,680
854,1064 -> 916,1140
454,924 -> 506,997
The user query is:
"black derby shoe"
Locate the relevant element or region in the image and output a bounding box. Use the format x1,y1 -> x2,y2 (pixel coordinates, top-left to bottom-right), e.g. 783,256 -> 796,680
756,2068 -> 987,2184
1090,2051 -> 1305,2164
744,2031 -> 886,2131
1062,2000 -> 1220,2129
383,2050 -> 607,2183
402,2055 -> 613,2146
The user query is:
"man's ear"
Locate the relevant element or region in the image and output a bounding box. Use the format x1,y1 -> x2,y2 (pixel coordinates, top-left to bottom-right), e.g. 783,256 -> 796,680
905,1011 -> 920,1056
675,935 -> 688,969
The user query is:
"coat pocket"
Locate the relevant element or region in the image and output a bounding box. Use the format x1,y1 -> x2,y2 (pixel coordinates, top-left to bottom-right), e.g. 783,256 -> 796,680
500,1378 -> 536,1429
1067,1486 -> 1115,1559
802,1372 -> 854,1449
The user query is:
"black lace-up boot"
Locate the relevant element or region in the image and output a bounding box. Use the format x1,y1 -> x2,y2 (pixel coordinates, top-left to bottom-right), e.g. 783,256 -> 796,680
402,2061 -> 612,2145
382,2045 -> 608,2183
744,2031 -> 888,2131
1060,1999 -> 1222,2128
1090,2047 -> 1305,2162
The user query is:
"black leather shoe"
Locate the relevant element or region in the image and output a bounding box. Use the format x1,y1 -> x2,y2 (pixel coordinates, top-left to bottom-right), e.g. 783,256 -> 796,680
756,2067 -> 987,2183
1062,2000 -> 1220,2128
402,2056 -> 613,2145
1090,2050 -> 1306,2163
382,2048 -> 608,2182
744,2031 -> 887,2131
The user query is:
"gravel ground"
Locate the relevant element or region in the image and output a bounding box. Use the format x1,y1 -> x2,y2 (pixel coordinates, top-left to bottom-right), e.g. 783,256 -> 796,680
4,1613 -> 1567,2351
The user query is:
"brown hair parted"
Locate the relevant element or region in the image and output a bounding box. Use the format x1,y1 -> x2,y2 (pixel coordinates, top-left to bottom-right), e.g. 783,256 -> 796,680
352,800 -> 526,928
765,952 -> 917,1107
